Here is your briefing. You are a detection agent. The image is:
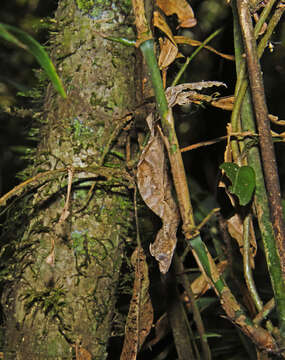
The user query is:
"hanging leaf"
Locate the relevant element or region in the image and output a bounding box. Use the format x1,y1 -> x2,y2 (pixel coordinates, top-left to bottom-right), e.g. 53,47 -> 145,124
153,10 -> 176,44
156,0 -> 197,28
120,247 -> 153,360
0,23 -> 67,98
220,162 -> 256,206
137,114 -> 180,273
227,214 -> 256,268
158,37 -> 180,70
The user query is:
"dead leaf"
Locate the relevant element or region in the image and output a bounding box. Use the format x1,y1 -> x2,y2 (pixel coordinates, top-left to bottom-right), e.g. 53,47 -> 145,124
211,95 -> 235,111
137,114 -> 180,273
158,37 -> 179,70
156,0 -> 197,28
154,10 -> 176,44
175,36 -> 234,61
165,81 -> 227,108
269,114 -> 285,126
120,247 -> 153,360
218,124 -> 236,205
190,261 -> 228,298
227,214 -> 256,268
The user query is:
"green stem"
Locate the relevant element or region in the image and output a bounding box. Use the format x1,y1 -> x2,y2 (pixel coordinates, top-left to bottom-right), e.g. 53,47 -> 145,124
140,39 -> 169,121
174,254 -> 211,360
191,236 -> 278,352
172,28 -> 223,87
230,0 -> 278,161
233,0 -> 285,338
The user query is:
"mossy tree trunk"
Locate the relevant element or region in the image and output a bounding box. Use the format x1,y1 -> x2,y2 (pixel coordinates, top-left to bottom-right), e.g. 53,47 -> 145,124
1,0 -> 138,358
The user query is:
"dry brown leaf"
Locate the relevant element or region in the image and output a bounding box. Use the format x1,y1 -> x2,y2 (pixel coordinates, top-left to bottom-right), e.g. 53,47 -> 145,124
218,123 -> 233,190
190,261 -> 228,298
227,214 -> 256,268
269,114 -> 285,126
156,0 -> 197,28
154,10 -> 176,44
174,35 -> 234,61
165,81 -> 227,108
158,37 -> 179,70
224,123 -> 233,163
211,95 -> 235,111
120,247 -> 153,360
137,114 -> 180,273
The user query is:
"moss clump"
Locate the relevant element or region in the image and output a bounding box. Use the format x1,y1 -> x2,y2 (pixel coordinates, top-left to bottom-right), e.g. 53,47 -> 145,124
76,0 -> 132,17
76,0 -> 95,13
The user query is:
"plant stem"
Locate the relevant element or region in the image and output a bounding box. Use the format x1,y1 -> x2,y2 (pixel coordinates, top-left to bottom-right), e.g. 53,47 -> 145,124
171,28 -> 223,87
174,254 -> 211,360
236,0 -> 285,336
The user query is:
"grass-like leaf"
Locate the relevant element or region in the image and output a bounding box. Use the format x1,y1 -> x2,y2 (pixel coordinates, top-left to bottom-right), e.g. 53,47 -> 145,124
0,23 -> 67,98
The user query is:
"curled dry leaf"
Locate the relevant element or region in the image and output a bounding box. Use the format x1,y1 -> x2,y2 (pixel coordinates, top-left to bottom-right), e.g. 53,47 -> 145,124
165,81 -> 227,108
154,10 -> 176,44
211,95 -> 235,111
137,114 -> 180,273
156,0 -> 197,28
188,260 -> 228,299
120,247 -> 153,360
227,214 -> 256,268
158,37 -> 179,70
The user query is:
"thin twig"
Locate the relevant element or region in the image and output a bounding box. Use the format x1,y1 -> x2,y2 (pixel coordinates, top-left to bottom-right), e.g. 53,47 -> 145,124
172,28 -> 223,87
180,131 -> 256,153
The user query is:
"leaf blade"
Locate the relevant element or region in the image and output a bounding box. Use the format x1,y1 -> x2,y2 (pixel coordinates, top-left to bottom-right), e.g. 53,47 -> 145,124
220,162 -> 256,205
0,23 -> 67,98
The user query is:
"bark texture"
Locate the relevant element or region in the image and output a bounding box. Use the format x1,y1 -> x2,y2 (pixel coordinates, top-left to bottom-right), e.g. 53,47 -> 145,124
1,0 -> 136,358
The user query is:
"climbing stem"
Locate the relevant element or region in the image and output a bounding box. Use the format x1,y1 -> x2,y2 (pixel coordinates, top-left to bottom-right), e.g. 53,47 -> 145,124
132,0 -> 282,352
235,0 -> 285,337
171,28 -> 223,87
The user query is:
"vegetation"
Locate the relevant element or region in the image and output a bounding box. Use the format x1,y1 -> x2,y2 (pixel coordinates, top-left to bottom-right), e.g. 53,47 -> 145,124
0,0 -> 285,359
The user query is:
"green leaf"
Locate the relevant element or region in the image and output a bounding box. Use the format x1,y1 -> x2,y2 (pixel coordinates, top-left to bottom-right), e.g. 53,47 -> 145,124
220,162 -> 256,206
0,23 -> 67,99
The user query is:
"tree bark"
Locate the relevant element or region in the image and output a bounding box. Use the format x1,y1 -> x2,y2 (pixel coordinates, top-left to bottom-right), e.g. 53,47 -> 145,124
1,0 -> 137,358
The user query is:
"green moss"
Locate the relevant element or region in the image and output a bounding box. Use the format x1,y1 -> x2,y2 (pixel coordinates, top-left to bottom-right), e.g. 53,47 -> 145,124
76,0 -> 112,18
76,0 -> 95,13
71,230 -> 87,256
76,0 -> 132,18
22,286 -> 66,319
90,92 -> 105,107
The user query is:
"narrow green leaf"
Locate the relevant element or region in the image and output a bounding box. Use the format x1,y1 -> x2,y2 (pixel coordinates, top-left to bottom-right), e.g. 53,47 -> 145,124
0,23 -> 67,98
0,23 -> 27,50
194,332 -> 222,339
220,162 -> 256,206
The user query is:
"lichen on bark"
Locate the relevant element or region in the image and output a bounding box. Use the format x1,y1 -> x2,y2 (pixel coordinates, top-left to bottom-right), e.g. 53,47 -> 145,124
0,0 -> 137,358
